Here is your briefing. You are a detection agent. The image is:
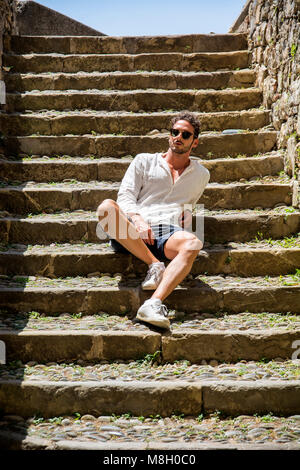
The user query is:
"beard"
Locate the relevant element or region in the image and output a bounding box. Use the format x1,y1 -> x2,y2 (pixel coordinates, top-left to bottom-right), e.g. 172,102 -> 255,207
169,138 -> 194,154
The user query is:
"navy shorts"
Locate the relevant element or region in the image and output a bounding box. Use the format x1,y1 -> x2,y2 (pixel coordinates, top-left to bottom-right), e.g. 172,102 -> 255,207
110,223 -> 184,262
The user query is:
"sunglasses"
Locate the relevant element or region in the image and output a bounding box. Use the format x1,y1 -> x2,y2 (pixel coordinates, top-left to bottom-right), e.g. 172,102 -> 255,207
170,128 -> 195,140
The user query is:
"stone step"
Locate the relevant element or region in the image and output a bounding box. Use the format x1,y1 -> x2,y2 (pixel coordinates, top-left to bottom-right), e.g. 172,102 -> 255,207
0,378 -> 299,418
2,29 -> 299,452
4,69 -> 256,93
203,154 -> 284,183
4,33 -> 248,54
1,355 -> 299,382
6,88 -> 262,112
0,274 -> 299,314
0,153 -> 285,183
0,208 -> 299,244
1,414 -> 300,450
1,240 -> 299,277
3,131 -> 278,158
3,51 -> 250,74
0,318 -> 299,363
0,329 -> 160,364
0,109 -> 269,136
0,180 -> 293,213
5,88 -> 262,114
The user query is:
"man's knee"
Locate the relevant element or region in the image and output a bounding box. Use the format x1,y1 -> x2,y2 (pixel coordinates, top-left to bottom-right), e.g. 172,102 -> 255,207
96,199 -> 118,220
165,231 -> 203,260
180,235 -> 203,258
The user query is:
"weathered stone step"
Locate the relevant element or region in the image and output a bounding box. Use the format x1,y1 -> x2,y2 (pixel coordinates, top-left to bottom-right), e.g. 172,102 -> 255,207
5,69 -> 256,93
3,51 -> 250,74
5,88 -> 262,114
203,153 -> 284,182
3,131 -> 278,158
0,180 -> 293,212
0,274 -> 299,314
0,109 -> 269,136
2,358 -> 300,383
0,326 -> 299,363
0,153 -> 285,183
1,312 -> 300,361
1,240 -> 299,277
2,414 -> 300,450
1,310 -> 299,334
4,33 -> 248,54
0,329 -> 160,363
0,209 -> 299,244
0,378 -> 299,418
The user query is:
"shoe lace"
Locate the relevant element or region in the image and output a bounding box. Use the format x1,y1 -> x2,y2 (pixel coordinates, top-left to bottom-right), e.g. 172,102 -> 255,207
145,264 -> 163,283
150,303 -> 168,318
160,304 -> 169,318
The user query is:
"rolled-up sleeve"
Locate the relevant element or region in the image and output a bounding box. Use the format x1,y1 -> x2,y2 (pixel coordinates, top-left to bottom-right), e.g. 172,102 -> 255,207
117,154 -> 144,215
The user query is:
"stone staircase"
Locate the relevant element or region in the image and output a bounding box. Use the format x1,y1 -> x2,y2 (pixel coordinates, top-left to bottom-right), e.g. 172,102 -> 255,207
0,33 -> 299,450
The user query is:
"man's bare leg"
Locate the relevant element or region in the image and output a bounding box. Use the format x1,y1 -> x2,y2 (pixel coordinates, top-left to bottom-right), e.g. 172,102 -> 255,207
136,231 -> 202,328
151,231 -> 202,301
96,199 -> 160,266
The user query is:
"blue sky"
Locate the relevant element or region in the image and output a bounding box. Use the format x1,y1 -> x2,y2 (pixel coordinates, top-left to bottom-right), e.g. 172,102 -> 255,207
34,0 -> 246,36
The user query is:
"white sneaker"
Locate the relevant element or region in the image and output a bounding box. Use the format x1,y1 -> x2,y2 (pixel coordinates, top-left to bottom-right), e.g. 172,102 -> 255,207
141,262 -> 165,290
136,298 -> 170,329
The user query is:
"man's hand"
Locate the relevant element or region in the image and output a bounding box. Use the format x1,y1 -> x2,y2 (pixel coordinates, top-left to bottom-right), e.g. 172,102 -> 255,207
179,209 -> 193,229
129,214 -> 155,245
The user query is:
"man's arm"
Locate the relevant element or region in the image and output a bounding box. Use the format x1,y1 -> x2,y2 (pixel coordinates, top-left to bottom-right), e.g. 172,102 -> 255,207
128,213 -> 155,245
117,155 -> 155,245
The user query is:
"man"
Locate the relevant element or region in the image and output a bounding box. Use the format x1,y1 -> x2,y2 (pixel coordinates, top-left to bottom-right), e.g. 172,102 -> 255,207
96,111 -> 210,329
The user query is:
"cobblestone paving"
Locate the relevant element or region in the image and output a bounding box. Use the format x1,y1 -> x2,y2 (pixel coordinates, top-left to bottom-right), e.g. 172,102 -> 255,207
0,311 -> 300,332
1,206 -> 299,219
1,358 -> 299,382
0,175 -> 292,187
1,235 -> 299,253
1,413 -> 300,446
0,150 -> 281,162
0,273 -> 298,289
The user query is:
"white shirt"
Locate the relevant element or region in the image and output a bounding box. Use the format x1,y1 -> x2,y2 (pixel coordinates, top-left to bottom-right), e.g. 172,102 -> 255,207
117,152 -> 210,227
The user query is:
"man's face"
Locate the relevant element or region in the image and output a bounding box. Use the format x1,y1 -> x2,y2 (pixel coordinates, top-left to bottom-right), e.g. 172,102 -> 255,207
168,119 -> 199,155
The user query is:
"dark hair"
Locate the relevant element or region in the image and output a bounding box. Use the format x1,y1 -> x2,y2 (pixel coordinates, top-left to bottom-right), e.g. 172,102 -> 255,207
170,112 -> 200,138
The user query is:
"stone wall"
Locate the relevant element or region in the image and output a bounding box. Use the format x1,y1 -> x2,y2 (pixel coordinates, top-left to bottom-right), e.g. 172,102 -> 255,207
230,0 -> 300,186
0,0 -> 16,107
15,1 -> 104,36
1,0 -> 104,109
0,0 -> 16,35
